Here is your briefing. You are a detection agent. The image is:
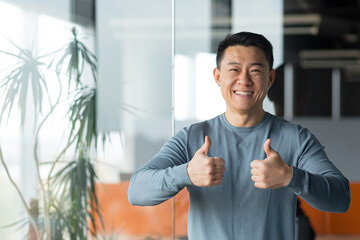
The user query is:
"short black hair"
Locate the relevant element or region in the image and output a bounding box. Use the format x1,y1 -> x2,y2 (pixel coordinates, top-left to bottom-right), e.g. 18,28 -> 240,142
216,31 -> 274,70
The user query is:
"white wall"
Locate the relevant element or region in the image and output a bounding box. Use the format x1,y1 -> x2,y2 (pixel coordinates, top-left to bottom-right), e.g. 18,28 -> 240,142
294,118 -> 360,181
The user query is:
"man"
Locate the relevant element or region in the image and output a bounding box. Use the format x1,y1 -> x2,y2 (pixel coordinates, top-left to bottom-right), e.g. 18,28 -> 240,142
128,32 -> 350,240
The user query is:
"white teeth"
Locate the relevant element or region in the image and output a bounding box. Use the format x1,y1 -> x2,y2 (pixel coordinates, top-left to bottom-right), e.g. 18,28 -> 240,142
234,91 -> 252,96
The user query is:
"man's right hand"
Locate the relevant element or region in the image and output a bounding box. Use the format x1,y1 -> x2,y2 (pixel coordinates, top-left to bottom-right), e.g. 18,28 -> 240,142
187,136 -> 225,187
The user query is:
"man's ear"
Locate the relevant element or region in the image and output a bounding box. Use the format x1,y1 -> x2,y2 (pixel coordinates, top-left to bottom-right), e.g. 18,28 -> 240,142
213,67 -> 221,87
268,69 -> 275,88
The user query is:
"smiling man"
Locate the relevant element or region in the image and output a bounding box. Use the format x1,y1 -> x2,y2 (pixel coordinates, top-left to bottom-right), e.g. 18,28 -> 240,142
128,32 -> 350,240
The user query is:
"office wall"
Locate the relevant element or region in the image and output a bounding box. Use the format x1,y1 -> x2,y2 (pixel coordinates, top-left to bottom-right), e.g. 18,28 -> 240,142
294,119 -> 360,181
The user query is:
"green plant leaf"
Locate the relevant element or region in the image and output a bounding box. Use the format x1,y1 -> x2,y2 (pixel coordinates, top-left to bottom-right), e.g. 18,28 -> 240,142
52,27 -> 97,88
49,154 -> 100,239
0,41 -> 50,130
67,87 -> 98,154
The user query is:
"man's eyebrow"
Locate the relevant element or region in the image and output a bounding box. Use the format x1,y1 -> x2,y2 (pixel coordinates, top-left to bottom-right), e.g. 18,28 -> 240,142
250,62 -> 265,68
227,62 -> 265,68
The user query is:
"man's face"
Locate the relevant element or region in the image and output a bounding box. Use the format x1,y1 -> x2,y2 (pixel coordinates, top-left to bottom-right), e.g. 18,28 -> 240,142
213,45 -> 275,116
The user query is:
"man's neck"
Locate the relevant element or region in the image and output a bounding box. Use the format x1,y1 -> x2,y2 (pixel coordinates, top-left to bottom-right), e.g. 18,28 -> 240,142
224,109 -> 266,128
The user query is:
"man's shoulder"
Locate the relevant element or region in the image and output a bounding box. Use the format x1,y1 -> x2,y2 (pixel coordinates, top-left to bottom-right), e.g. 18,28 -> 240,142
173,114 -> 222,138
267,114 -> 312,138
187,114 -> 223,131
268,113 -> 298,128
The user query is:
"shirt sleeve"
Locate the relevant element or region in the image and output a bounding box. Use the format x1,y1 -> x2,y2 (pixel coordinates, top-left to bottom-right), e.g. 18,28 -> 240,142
128,128 -> 193,206
287,127 -> 351,213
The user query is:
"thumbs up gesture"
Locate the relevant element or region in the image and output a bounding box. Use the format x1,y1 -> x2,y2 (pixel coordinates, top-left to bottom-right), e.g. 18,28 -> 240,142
187,136 -> 225,187
250,139 -> 292,189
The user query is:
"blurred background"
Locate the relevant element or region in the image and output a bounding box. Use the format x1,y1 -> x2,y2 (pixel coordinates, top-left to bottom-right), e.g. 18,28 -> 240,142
0,0 -> 359,239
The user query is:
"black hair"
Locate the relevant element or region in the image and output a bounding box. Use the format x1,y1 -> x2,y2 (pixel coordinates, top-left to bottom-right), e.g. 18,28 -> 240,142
216,31 -> 274,70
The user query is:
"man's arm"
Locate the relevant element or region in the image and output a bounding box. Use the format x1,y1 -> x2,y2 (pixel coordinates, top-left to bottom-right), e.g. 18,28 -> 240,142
251,129 -> 350,213
128,133 -> 226,206
287,152 -> 351,213
128,130 -> 192,206
290,128 -> 350,213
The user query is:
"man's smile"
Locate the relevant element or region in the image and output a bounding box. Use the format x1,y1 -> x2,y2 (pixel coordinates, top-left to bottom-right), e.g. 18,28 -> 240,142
233,90 -> 254,96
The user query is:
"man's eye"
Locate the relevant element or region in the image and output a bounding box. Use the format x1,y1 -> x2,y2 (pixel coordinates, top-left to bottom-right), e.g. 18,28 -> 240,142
251,69 -> 261,73
230,69 -> 238,72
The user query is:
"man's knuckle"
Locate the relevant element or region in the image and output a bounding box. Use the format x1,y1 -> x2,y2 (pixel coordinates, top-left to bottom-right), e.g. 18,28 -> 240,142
260,176 -> 266,182
204,166 -> 213,175
205,158 -> 213,166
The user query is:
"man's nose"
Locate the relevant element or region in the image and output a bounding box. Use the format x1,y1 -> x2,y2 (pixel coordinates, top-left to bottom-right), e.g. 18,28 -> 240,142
237,71 -> 252,86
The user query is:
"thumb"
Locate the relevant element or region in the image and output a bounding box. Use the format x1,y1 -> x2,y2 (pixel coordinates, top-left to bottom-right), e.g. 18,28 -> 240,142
199,136 -> 211,155
263,139 -> 275,157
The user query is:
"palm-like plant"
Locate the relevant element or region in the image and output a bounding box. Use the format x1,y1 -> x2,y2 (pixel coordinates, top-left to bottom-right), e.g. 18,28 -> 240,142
68,87 -> 97,153
51,27 -> 97,88
0,39 -> 55,240
50,153 -> 99,239
0,27 -> 105,240
48,27 -> 103,238
0,40 -> 51,129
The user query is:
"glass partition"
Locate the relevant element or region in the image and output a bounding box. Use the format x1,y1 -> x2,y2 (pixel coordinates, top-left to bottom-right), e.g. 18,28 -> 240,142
95,0 -> 283,239
96,0 -> 174,238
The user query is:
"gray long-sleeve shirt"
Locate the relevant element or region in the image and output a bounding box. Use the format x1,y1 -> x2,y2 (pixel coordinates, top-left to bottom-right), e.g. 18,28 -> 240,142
128,113 -> 350,240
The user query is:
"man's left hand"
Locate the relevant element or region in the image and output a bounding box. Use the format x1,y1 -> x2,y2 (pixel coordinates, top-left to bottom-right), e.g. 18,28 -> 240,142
250,139 -> 292,189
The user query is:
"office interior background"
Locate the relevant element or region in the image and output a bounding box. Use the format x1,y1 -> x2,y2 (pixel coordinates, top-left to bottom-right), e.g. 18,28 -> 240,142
0,0 -> 359,239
